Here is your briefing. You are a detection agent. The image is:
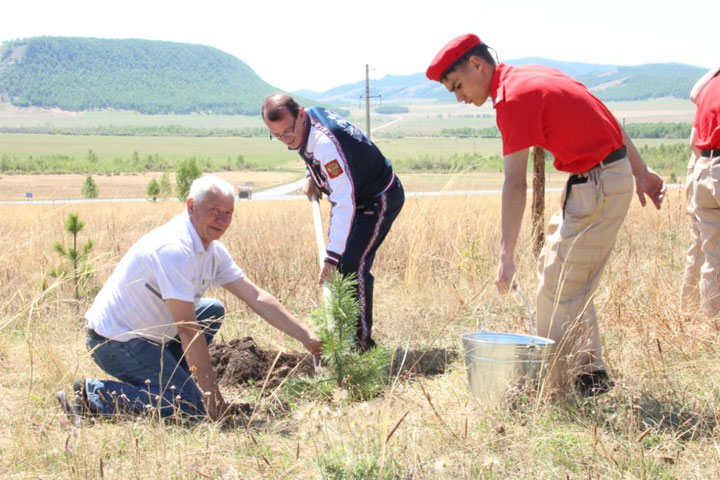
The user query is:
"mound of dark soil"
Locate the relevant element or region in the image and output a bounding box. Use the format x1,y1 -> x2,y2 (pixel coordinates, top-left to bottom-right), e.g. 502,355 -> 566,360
209,337 -> 315,390
209,337 -> 459,389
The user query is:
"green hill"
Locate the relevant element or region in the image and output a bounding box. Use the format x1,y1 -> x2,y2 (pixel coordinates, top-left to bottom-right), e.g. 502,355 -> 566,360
0,37 -> 281,115
577,63 -> 705,101
297,60 -> 707,104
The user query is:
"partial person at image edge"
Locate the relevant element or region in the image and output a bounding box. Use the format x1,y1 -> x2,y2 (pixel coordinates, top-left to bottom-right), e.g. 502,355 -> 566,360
684,66 -> 720,318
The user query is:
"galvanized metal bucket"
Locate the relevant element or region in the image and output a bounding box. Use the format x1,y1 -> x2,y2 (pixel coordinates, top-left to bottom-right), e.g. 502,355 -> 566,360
461,331 -> 554,403
461,289 -> 555,403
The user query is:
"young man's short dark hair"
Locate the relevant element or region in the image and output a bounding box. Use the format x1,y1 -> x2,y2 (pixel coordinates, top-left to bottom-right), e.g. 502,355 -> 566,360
441,44 -> 496,81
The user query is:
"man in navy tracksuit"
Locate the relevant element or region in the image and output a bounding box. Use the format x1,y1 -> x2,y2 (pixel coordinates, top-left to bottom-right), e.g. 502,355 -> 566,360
262,94 -> 404,351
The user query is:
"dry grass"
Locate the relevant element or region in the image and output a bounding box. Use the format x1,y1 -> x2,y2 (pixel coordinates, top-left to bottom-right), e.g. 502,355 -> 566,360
1,186 -> 719,479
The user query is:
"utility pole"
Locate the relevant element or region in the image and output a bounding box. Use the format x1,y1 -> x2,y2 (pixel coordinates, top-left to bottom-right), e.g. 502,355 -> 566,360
360,64 -> 381,140
365,64 -> 371,140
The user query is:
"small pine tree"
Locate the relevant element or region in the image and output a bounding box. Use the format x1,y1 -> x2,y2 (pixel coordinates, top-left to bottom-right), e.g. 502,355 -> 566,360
51,213 -> 94,300
311,273 -> 391,401
146,178 -> 160,201
159,172 -> 173,198
176,158 -> 201,201
81,175 -> 98,199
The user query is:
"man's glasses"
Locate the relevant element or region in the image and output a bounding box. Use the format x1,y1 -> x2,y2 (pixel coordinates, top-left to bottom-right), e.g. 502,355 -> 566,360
270,116 -> 297,140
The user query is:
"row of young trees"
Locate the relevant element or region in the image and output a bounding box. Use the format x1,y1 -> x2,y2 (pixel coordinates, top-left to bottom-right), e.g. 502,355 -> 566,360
145,173 -> 174,201
621,122 -> 692,139
0,125 -> 270,137
436,122 -> 693,140
80,158 -> 202,201
439,127 -> 501,138
0,151 -> 250,174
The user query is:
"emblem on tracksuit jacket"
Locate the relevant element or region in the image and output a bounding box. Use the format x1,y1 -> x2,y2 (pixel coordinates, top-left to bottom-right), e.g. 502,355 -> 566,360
325,159 -> 344,179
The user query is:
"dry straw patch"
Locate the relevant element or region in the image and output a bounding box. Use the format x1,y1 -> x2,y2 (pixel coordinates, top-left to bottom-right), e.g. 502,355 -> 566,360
1,188 -> 719,478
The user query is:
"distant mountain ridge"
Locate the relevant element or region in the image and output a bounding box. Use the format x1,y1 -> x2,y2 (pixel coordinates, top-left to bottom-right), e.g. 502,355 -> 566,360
296,59 -> 707,104
0,36 -> 286,115
0,37 -> 706,114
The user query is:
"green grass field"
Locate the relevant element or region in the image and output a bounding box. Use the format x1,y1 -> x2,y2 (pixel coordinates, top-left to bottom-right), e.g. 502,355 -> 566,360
0,134 -> 303,171
0,133 -> 689,182
346,98 -> 697,136
0,99 -> 693,179
0,134 -> 686,167
0,107 -> 267,129
0,97 -> 695,131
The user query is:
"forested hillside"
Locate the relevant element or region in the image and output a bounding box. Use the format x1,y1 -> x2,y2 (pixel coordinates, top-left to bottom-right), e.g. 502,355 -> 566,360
297,60 -> 707,104
578,63 -> 704,101
0,37 -> 281,114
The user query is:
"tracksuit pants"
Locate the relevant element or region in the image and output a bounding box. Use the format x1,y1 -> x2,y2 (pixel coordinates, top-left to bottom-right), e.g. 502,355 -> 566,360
338,181 -> 404,351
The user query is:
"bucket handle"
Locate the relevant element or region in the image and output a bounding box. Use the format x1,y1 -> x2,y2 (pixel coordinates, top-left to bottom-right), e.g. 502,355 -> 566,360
514,287 -> 537,340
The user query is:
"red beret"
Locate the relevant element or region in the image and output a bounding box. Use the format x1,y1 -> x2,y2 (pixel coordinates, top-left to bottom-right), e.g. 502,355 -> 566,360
426,33 -> 483,81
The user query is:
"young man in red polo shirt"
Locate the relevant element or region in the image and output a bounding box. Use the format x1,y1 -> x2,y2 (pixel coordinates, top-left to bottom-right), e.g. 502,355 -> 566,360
688,68 -> 720,318
426,34 -> 665,395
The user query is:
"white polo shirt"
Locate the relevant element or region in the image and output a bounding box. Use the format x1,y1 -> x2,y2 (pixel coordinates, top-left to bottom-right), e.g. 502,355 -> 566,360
85,212 -> 244,343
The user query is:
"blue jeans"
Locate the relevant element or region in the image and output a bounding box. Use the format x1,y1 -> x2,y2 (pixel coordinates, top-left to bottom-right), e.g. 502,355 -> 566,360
84,298 -> 224,418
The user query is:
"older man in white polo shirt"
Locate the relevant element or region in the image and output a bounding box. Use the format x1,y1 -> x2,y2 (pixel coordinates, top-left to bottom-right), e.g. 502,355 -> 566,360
58,176 -> 321,421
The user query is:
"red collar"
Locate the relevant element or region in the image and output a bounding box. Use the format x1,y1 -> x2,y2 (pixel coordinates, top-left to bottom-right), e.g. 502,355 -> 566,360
490,63 -> 509,107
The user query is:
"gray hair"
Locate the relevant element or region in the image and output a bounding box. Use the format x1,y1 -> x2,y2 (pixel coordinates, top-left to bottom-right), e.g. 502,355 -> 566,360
187,175 -> 235,204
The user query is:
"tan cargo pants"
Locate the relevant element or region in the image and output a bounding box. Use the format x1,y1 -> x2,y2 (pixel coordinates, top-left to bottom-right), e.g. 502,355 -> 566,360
536,158 -> 633,390
681,155 -> 703,315
691,153 -> 720,317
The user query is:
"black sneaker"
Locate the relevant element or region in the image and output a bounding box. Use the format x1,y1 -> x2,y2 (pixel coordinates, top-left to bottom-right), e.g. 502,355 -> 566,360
357,337 -> 377,353
575,370 -> 614,397
72,378 -> 88,405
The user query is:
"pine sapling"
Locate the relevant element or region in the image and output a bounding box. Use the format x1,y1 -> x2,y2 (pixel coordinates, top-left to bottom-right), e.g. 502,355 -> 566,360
312,273 -> 391,401
51,213 -> 94,300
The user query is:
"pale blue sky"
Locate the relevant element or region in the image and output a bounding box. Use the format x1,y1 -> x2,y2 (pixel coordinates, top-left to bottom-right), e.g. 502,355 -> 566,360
4,0 -> 718,92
